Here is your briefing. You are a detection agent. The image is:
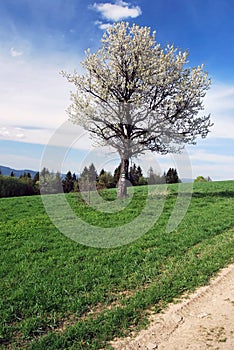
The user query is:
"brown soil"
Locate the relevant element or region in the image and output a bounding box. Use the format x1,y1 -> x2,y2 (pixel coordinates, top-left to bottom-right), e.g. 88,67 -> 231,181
109,264 -> 234,350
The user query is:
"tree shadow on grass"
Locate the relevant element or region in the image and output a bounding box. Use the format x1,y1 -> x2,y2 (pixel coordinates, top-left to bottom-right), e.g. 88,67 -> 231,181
169,191 -> 234,199
192,191 -> 234,198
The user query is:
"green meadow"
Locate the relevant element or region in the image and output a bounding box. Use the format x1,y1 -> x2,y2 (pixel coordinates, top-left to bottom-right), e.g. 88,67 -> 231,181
0,181 -> 233,349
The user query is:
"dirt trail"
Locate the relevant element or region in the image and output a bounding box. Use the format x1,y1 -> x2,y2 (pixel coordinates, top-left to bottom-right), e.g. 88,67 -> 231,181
110,264 -> 234,350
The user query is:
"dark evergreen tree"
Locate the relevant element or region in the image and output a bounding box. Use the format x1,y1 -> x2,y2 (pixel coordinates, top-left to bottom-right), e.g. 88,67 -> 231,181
71,172 -> 79,192
148,167 -> 165,184
113,164 -> 121,186
172,168 -> 178,183
129,163 -> 141,186
136,166 -> 143,178
81,166 -> 89,178
97,170 -> 114,189
166,168 -> 179,183
88,163 -> 98,189
33,172 -> 39,183
32,172 -> 40,194
39,168 -> 62,194
54,172 -> 63,193
99,168 -> 105,177
79,164 -> 98,192
10,171 -> 15,177
79,166 -> 88,191
40,167 -> 50,178
20,172 -> 31,181
63,171 -> 74,193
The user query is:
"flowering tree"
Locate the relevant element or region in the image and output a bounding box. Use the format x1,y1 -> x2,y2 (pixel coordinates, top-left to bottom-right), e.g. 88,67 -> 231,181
63,22 -> 212,197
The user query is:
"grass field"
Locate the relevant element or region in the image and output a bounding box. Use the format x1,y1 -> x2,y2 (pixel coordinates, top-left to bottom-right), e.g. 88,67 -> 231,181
0,181 -> 234,349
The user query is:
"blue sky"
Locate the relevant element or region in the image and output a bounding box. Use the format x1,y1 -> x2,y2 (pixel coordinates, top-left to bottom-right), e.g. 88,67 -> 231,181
0,0 -> 233,180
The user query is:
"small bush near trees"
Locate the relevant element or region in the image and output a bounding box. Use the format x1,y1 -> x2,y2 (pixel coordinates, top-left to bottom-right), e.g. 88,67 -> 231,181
194,176 -> 208,183
0,176 -> 35,198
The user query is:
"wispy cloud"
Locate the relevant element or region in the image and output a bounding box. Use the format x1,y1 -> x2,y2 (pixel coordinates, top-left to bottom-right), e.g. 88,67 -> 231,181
0,126 -> 25,139
190,149 -> 234,165
0,54 -> 76,128
94,20 -> 113,30
10,47 -> 23,57
91,0 -> 142,21
203,82 -> 234,139
0,127 -> 10,137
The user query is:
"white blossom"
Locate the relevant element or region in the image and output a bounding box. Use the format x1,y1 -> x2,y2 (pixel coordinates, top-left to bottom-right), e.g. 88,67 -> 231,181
62,22 -> 212,196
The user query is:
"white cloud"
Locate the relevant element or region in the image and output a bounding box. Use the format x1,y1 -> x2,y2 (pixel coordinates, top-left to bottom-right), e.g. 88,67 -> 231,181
0,152 -> 41,172
0,126 -> 26,140
91,0 -> 142,21
0,50 -> 95,152
203,83 -> 234,139
0,127 -> 10,136
15,133 -> 25,139
0,123 -> 93,150
10,47 -> 23,57
189,149 -> 234,165
0,55 -> 74,129
94,20 -> 113,30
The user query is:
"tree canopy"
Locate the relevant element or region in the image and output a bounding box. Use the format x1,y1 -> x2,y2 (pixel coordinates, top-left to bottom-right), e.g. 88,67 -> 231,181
63,22 -> 212,197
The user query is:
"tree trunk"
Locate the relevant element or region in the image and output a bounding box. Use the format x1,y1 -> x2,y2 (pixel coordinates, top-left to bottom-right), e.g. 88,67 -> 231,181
117,158 -> 129,198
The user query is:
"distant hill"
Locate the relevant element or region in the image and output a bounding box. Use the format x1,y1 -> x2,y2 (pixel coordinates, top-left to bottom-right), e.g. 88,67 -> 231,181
0,165 -> 38,178
0,165 -> 70,179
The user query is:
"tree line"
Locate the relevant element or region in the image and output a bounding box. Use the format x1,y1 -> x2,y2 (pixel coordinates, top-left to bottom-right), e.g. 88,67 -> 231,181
0,164 -> 180,198
40,163 -> 180,194
0,172 -> 39,198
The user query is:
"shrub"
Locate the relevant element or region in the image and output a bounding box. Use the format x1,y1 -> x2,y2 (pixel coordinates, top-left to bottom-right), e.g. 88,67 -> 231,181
0,176 -> 35,198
